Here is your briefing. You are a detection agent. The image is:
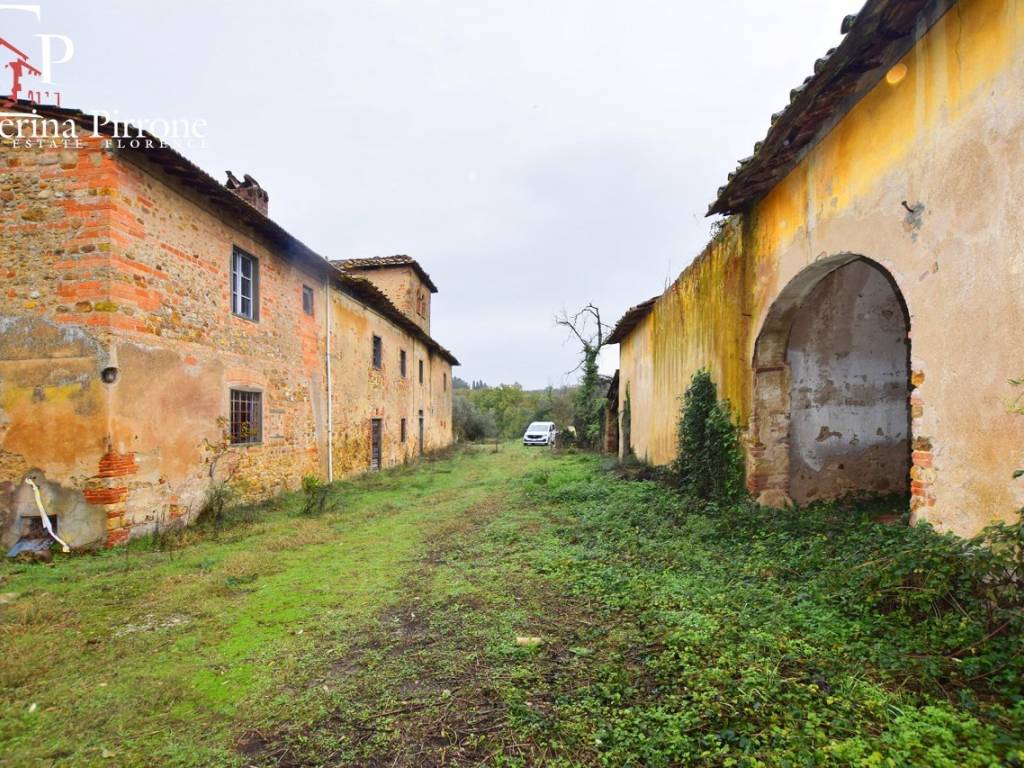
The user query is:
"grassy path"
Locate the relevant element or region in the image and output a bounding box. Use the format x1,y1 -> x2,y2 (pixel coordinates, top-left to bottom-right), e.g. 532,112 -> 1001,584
2,446 -> 1022,766
0,446 -> 543,766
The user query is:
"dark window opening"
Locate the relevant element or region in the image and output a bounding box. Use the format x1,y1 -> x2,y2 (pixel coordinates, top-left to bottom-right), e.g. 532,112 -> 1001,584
371,418 -> 382,470
401,417 -> 407,443
443,372 -> 447,391
372,335 -> 383,369
230,389 -> 262,445
231,247 -> 259,321
22,514 -> 57,539
302,285 -> 315,316
418,409 -> 425,454
400,349 -> 407,378
418,359 -> 424,384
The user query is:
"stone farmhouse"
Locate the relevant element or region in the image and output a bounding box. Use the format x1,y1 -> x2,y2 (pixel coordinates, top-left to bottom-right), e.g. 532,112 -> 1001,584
0,103 -> 457,550
609,0 -> 1024,537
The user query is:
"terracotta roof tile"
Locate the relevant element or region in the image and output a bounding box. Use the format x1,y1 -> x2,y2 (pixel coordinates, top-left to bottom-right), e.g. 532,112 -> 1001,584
334,255 -> 438,293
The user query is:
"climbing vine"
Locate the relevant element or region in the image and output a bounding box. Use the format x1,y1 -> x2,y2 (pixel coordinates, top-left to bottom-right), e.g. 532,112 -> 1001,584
671,369 -> 746,503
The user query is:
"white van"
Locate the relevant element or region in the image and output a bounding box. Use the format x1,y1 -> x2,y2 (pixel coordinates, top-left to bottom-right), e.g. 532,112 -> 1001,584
522,421 -> 557,446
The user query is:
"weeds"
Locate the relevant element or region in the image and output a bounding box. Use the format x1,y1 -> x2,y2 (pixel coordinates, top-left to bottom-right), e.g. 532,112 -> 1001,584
196,481 -> 235,528
299,474 -> 331,517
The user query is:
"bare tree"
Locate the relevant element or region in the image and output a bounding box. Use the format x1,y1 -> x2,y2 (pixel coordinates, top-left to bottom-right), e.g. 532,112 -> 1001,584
556,303 -> 611,448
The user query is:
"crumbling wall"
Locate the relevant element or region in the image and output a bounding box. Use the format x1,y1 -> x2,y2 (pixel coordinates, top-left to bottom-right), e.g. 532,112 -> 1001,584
0,128 -> 456,546
786,260 -> 910,502
0,138 -> 116,548
329,290 -> 452,476
616,0 -> 1024,536
100,155 -> 328,537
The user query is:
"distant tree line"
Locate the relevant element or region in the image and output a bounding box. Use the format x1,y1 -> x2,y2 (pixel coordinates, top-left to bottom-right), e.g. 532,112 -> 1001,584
453,302 -> 613,448
452,382 -> 578,441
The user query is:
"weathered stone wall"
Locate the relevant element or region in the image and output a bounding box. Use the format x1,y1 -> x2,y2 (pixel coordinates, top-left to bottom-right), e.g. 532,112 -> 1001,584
0,137 -> 116,548
617,0 -> 1024,536
347,266 -> 432,334
329,288 -> 451,475
94,153 -> 329,541
0,140 -> 455,547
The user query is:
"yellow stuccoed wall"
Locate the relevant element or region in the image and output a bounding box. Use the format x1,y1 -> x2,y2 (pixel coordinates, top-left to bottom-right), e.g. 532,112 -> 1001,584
618,0 -> 1024,536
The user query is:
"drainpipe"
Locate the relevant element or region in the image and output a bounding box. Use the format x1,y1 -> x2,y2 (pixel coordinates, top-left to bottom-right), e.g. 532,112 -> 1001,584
324,277 -> 334,483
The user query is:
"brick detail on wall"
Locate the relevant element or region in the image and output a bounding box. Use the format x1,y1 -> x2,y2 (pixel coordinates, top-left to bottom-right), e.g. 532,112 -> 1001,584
86,448 -> 137,545
96,449 -> 138,478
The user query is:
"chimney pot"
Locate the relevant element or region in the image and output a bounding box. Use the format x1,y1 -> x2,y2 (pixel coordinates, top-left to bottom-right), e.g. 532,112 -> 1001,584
225,171 -> 268,216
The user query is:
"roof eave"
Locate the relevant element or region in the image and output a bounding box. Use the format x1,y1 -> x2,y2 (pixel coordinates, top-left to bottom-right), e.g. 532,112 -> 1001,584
707,0 -> 956,217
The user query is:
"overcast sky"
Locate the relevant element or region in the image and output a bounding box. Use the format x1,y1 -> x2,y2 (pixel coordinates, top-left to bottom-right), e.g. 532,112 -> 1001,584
26,1 -> 853,388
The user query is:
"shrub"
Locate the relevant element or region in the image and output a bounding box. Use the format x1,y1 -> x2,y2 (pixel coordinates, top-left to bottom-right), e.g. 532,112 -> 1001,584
196,482 -> 234,527
453,393 -> 497,441
671,369 -> 745,503
300,474 -> 332,517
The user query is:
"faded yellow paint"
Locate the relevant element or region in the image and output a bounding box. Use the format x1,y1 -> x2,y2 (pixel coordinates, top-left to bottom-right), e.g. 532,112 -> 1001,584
617,0 -> 1024,536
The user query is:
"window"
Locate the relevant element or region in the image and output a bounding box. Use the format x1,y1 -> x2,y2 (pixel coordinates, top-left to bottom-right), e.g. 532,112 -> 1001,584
302,285 -> 314,316
229,389 -> 262,445
401,417 -> 407,443
231,247 -> 259,320
418,359 -> 424,384
400,349 -> 407,378
443,372 -> 447,391
372,335 -> 382,369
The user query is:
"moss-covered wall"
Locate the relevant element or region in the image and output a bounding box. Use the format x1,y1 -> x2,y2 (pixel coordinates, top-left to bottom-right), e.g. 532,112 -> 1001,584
617,0 -> 1024,536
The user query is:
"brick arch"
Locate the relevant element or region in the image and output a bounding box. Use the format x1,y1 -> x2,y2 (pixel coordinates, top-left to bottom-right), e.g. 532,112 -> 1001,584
748,254 -> 913,509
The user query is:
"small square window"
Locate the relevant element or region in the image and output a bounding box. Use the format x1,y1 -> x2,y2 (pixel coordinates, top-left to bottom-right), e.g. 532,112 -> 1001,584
229,389 -> 262,445
372,335 -> 383,369
400,349 -> 407,378
418,359 -> 424,384
231,247 -> 259,321
302,285 -> 314,316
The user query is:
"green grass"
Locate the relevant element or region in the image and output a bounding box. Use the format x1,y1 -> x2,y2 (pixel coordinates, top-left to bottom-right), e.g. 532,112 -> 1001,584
2,446 -> 1022,766
0,446 -> 536,766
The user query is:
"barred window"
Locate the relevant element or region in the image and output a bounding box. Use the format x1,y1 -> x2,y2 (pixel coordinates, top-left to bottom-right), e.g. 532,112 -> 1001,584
302,285 -> 314,316
231,247 -> 259,320
229,389 -> 262,445
372,335 -> 383,369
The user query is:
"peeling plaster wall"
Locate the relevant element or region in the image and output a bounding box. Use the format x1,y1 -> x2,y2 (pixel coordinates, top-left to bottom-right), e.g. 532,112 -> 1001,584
787,260 -> 910,502
0,137 -> 116,549
96,155 -> 330,541
0,138 -> 455,546
617,0 -> 1024,536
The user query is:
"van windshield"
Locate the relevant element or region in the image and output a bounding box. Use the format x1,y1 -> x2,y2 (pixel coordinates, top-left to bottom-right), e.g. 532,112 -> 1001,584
527,422 -> 552,431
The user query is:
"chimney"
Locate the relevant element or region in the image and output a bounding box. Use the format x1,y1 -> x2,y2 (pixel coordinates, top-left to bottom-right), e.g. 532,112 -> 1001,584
225,171 -> 269,216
